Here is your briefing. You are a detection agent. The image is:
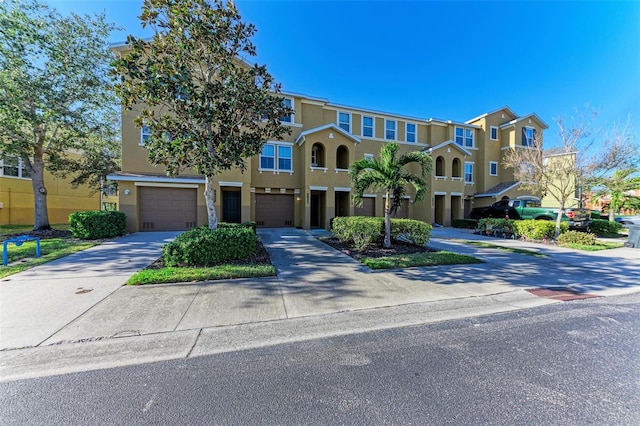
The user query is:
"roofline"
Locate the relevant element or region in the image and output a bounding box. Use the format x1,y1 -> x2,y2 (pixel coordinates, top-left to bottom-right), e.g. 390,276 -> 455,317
474,181 -> 521,198
295,123 -> 361,145
424,139 -> 472,156
465,106 -> 518,124
106,173 -> 205,184
500,113 -> 549,129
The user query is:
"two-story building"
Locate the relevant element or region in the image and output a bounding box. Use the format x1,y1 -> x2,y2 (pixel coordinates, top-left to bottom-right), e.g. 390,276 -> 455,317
108,83 -> 547,232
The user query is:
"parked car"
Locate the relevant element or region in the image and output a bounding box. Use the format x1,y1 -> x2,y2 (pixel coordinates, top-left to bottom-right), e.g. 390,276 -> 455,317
470,196 -> 590,229
615,215 -> 640,226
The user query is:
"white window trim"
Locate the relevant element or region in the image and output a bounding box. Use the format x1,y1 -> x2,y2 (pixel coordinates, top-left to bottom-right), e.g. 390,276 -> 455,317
280,97 -> 295,124
490,126 -> 499,141
140,125 -> 151,146
0,156 -> 31,179
259,141 -> 294,174
489,161 -> 498,176
455,126 -> 474,148
405,122 -> 417,143
385,119 -> 397,141
361,115 -> 375,138
464,161 -> 474,184
337,111 -> 351,133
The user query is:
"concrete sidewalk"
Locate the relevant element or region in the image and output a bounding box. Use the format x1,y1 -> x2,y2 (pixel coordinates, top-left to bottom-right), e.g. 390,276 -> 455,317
0,232 -> 180,350
1,226 -> 639,381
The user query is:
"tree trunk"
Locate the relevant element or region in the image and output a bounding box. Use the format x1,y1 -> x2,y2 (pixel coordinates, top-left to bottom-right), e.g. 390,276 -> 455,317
554,203 -> 564,239
383,190 -> 391,248
30,153 -> 50,231
204,174 -> 218,229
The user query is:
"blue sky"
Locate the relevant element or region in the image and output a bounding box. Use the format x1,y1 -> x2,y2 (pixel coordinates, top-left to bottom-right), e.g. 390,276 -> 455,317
47,0 -> 640,145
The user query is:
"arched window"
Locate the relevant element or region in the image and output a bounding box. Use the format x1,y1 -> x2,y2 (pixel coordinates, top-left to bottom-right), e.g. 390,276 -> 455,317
452,158 -> 461,178
336,145 -> 349,169
311,143 -> 325,167
435,156 -> 445,176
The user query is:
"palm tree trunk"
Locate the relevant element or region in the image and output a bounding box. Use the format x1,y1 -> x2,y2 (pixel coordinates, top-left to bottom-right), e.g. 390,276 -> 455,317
384,190 -> 391,248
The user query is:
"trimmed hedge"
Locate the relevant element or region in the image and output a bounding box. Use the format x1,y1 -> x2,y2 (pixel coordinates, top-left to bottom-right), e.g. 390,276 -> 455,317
163,225 -> 257,267
332,216 -> 431,250
332,216 -> 383,251
218,221 -> 257,234
69,210 -> 126,239
557,230 -> 597,246
391,219 -> 432,246
588,219 -> 622,237
513,219 -> 568,240
452,218 -> 478,229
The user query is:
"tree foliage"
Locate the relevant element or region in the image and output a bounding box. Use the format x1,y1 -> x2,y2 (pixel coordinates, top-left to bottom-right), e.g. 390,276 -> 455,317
503,109 -> 639,235
349,142 -> 432,248
0,0 -> 120,229
591,168 -> 640,218
111,0 -> 291,229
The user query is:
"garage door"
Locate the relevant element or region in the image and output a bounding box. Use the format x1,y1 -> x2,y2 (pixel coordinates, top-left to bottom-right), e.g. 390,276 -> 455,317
139,187 -> 197,231
354,197 -> 375,217
255,194 -> 294,227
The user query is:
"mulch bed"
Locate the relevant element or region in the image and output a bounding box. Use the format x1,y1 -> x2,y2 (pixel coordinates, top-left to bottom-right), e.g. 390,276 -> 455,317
318,236 -> 434,261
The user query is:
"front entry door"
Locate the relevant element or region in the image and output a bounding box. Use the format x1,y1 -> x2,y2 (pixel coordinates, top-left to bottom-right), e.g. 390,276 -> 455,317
222,191 -> 241,223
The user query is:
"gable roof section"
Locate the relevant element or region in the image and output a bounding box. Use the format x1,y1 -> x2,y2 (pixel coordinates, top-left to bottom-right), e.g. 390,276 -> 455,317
295,123 -> 361,146
465,106 -> 518,124
500,113 -> 549,129
424,140 -> 472,157
474,181 -> 521,198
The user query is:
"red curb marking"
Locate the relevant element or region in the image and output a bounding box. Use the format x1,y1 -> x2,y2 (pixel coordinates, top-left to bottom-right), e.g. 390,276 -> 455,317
527,288 -> 600,302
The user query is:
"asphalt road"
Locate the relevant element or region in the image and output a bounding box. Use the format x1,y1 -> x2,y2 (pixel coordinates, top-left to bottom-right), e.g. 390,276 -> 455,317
1,293 -> 638,425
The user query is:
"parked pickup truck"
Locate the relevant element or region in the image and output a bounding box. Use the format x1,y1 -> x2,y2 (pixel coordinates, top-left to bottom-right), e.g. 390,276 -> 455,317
470,196 -> 590,229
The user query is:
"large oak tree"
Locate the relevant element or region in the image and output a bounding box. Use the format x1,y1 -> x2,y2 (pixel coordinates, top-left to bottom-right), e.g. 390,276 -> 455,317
0,0 -> 120,230
112,0 -> 291,229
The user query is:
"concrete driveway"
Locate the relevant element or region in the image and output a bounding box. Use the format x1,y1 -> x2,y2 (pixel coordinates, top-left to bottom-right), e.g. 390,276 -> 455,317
2,227 -> 639,352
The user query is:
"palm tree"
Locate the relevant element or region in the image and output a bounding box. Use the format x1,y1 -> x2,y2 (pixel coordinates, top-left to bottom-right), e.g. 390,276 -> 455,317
349,142 -> 432,248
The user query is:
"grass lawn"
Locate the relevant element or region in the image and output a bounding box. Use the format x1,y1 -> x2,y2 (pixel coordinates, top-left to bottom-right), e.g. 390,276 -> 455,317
0,224 -> 70,236
361,251 -> 483,270
560,241 -> 624,251
0,238 -> 97,278
464,241 -> 547,257
127,264 -> 276,285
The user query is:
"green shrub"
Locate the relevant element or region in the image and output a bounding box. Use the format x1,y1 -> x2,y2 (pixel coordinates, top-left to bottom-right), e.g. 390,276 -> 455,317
331,216 -> 383,251
162,226 -> 257,267
217,221 -> 257,234
69,210 -> 126,239
513,219 -> 568,240
588,219 -> 622,237
477,218 -> 516,232
557,230 -> 597,246
452,219 -> 478,229
590,210 -> 605,220
390,219 -> 432,246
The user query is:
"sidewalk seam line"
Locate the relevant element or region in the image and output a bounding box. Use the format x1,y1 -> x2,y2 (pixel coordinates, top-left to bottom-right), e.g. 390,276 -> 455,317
174,284 -> 203,332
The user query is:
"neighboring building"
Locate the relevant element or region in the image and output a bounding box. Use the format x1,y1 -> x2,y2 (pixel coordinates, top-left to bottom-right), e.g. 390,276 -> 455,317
0,154 -> 105,225
108,86 -> 547,232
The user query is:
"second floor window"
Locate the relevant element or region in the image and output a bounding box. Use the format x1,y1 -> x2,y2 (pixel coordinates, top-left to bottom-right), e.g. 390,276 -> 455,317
338,112 -> 351,133
489,161 -> 498,176
140,125 -> 152,145
464,162 -> 474,183
406,123 -> 416,143
455,127 -> 474,147
523,127 -> 536,146
362,115 -> 374,137
260,143 -> 293,172
385,119 -> 396,140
